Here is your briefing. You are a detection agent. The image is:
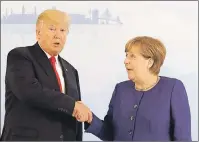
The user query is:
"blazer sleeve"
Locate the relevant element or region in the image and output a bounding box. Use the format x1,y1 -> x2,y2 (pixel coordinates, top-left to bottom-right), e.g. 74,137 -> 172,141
6,48 -> 76,116
75,70 -> 83,141
84,84 -> 118,141
170,79 -> 192,141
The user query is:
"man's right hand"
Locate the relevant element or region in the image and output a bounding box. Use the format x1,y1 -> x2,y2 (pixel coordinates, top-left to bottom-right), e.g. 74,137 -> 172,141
72,101 -> 93,123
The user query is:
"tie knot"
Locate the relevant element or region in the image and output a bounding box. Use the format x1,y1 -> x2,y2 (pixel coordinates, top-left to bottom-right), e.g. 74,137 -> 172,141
49,56 -> 56,64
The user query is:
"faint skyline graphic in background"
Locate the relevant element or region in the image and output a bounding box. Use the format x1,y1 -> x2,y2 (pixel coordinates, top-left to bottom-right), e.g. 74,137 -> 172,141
1,1 -> 198,141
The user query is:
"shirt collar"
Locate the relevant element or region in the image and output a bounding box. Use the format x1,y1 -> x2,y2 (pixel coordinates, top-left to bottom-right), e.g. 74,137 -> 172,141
39,44 -> 59,63
43,50 -> 59,62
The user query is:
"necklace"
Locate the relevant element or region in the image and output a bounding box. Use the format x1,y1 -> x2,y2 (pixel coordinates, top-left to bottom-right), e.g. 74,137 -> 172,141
135,76 -> 160,91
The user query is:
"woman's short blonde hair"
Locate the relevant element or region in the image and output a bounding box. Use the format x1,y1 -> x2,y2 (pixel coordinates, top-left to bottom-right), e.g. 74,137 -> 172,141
125,36 -> 166,75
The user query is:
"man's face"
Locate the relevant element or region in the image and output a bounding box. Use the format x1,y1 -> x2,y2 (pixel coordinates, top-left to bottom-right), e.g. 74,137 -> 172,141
36,12 -> 69,56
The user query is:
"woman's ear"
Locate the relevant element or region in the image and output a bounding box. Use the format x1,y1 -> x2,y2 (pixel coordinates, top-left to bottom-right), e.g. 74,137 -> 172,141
148,58 -> 154,69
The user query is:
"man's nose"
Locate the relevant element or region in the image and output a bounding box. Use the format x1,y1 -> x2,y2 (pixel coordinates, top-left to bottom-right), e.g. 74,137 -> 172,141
54,30 -> 61,39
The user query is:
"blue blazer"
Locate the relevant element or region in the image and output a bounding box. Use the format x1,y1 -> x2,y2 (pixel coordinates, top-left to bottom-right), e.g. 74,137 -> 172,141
85,76 -> 192,141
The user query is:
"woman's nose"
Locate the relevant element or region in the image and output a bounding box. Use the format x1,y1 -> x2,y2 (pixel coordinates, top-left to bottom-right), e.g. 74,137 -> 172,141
124,57 -> 129,65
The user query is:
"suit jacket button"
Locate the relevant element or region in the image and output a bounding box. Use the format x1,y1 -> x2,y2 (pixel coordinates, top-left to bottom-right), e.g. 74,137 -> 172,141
129,130 -> 133,135
60,134 -> 63,139
134,104 -> 138,109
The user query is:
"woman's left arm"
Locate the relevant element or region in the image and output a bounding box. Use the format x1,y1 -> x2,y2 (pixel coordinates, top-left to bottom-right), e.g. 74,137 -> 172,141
171,79 -> 192,141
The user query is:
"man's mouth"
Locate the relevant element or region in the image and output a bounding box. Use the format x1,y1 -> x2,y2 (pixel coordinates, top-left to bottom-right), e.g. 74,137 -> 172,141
54,42 -> 60,45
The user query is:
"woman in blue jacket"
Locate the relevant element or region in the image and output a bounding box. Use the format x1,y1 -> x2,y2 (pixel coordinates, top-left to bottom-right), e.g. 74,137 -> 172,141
83,36 -> 192,141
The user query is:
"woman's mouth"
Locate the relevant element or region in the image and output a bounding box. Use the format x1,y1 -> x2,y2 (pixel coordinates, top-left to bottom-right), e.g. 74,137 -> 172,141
127,69 -> 133,71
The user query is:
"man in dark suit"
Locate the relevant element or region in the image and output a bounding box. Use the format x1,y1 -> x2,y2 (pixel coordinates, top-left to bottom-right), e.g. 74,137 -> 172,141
0,9 -> 92,141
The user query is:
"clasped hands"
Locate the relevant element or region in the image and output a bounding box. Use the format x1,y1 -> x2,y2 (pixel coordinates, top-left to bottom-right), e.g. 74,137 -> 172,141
72,101 -> 92,123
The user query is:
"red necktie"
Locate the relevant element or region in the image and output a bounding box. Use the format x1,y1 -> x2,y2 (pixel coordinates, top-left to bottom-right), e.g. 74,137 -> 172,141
49,56 -> 63,93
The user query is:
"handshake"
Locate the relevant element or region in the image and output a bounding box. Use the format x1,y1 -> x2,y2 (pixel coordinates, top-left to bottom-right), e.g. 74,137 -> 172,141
72,101 -> 93,123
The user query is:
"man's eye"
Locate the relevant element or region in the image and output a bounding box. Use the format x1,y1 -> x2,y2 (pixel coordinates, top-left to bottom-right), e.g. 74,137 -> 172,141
61,29 -> 66,32
50,28 -> 55,31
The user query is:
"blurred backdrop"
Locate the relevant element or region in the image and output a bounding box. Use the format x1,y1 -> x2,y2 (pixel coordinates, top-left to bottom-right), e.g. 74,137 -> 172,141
1,1 -> 198,141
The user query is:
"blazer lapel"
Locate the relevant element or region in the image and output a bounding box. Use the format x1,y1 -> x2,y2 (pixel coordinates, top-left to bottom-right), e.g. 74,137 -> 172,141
58,56 -> 79,100
30,42 -> 60,90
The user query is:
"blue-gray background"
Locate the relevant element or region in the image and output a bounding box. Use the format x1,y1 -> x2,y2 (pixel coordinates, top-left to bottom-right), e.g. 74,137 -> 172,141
1,1 -> 198,141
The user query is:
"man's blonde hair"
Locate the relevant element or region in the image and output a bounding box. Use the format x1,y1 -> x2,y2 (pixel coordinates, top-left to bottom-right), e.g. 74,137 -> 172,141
36,9 -> 71,31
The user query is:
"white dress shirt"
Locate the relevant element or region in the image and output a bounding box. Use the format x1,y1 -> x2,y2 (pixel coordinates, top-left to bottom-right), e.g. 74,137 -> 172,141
42,50 -> 66,94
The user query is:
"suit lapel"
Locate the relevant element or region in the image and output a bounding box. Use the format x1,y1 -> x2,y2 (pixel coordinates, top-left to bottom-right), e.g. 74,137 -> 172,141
30,42 -> 79,99
58,56 -> 79,100
30,42 -> 60,90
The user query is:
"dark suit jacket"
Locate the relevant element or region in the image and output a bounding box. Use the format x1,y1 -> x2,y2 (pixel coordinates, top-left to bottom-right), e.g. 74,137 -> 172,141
85,77 -> 192,141
0,42 -> 82,141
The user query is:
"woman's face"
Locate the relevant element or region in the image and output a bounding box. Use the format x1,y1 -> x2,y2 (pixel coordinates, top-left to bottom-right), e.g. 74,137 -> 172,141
124,45 -> 152,82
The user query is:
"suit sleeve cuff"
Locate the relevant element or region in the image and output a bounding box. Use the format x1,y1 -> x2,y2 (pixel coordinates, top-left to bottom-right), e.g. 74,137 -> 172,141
84,113 -> 102,134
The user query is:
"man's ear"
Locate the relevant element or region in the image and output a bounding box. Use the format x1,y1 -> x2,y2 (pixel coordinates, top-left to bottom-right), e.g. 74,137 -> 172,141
36,29 -> 40,35
36,20 -> 44,40
36,20 -> 44,34
36,29 -> 41,40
